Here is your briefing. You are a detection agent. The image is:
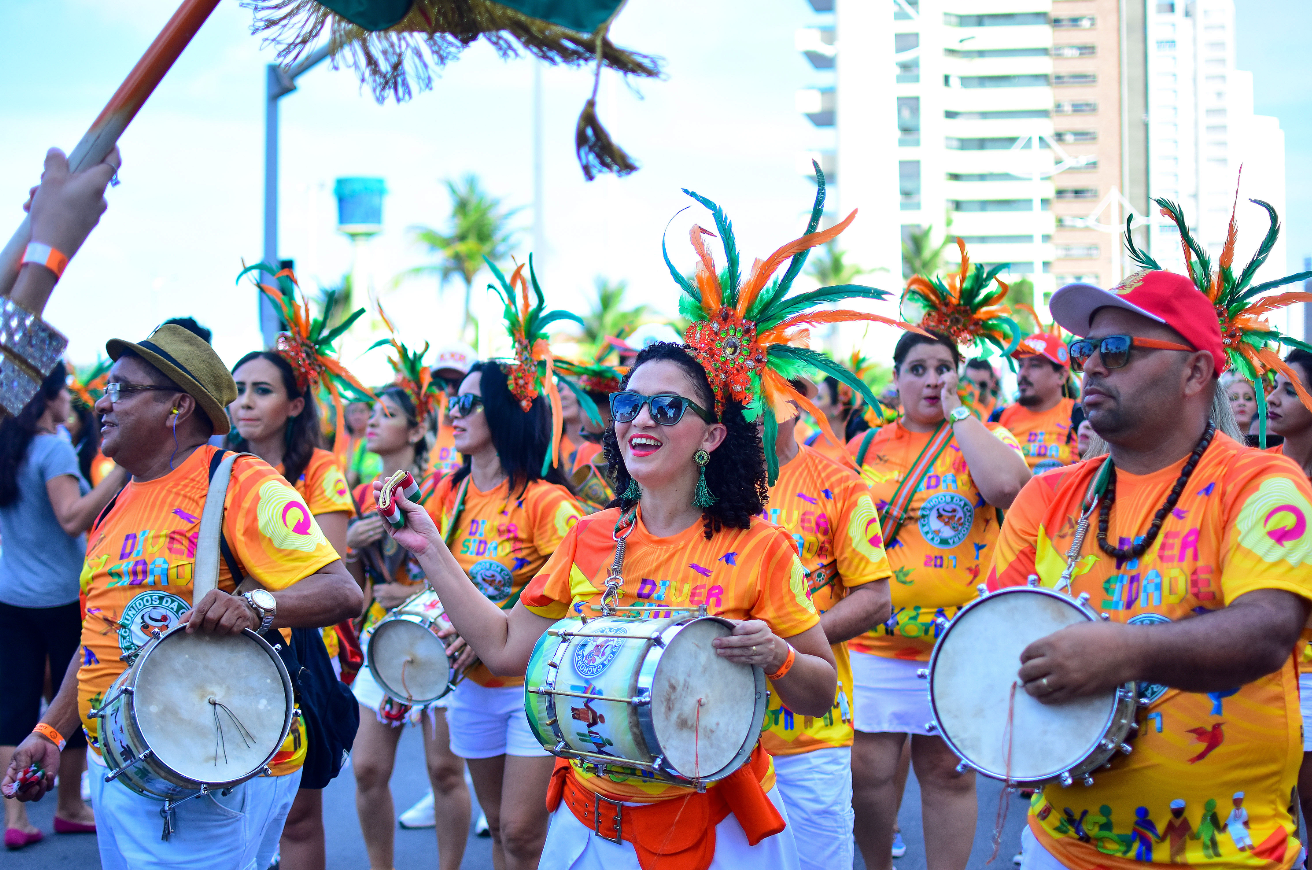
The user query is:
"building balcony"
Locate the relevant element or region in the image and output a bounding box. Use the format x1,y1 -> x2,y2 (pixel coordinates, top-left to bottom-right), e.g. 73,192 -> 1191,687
796,27 -> 836,69
796,88 -> 835,127
806,0 -> 833,11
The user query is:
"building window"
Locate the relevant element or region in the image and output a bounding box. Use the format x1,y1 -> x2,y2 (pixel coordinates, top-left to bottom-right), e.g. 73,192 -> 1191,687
948,173 -> 1020,182
1057,245 -> 1101,258
1056,188 -> 1099,200
950,200 -> 1051,212
1055,216 -> 1086,228
946,47 -> 1050,58
894,0 -> 919,21
945,109 -> 1051,120
959,235 -> 1053,244
1157,72 -> 1177,84
895,33 -> 919,52
980,262 -> 1051,275
1205,125 -> 1227,135
897,57 -> 921,83
1206,41 -> 1227,53
1053,44 -> 1096,58
1064,158 -> 1099,170
898,97 -> 921,145
1206,108 -> 1227,119
947,12 -> 1049,26
1053,16 -> 1095,28
948,137 -> 1050,150
900,161 -> 922,210
1156,1 -> 1175,11
1054,130 -> 1097,143
1054,73 -> 1097,86
1055,102 -> 1098,114
1156,39 -> 1176,50
959,75 -> 1050,88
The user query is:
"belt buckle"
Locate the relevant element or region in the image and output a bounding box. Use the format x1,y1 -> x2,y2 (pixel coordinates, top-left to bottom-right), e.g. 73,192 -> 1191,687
592,791 -> 623,844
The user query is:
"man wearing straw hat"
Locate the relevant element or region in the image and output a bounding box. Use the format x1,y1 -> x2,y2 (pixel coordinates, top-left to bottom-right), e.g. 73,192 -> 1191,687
2,324 -> 362,869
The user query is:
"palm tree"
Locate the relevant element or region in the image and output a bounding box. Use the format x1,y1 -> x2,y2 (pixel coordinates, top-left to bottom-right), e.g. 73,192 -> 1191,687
578,277 -> 649,352
396,174 -> 519,338
806,241 -> 868,286
902,220 -> 955,279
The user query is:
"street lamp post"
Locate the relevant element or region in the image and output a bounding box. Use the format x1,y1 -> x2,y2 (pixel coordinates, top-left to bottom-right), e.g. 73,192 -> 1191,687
260,45 -> 332,348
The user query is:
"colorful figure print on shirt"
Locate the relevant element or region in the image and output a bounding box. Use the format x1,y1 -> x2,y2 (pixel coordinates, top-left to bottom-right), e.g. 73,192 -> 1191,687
996,398 -> 1078,473
759,445 -> 891,756
427,424 -> 464,480
849,420 -> 1023,661
988,435 -> 1312,870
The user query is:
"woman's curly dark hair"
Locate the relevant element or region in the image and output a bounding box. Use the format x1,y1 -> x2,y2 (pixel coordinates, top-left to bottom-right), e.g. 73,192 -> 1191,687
603,342 -> 767,539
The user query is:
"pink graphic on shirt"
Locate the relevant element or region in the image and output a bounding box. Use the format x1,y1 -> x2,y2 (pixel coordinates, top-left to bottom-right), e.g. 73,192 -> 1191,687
1264,505 -> 1306,547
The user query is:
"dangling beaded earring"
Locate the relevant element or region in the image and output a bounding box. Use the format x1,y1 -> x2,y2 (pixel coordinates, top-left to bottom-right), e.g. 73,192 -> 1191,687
622,479 -> 641,502
692,449 -> 716,508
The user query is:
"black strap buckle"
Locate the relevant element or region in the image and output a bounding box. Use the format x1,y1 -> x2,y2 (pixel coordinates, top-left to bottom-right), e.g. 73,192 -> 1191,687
592,791 -> 623,844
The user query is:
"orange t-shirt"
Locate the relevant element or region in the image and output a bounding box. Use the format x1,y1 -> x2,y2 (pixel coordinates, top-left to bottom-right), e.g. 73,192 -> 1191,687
803,429 -> 853,466
77,446 -> 339,773
848,418 -> 1023,660
760,445 -> 891,756
426,475 -> 583,687
522,509 -> 819,802
997,398 -> 1078,473
90,452 -> 116,487
988,434 -> 1312,870
286,448 -> 354,518
427,424 -> 464,479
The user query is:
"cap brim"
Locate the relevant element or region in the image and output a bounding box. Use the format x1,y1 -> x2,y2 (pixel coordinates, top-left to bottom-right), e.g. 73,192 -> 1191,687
1049,283 -> 1167,337
106,337 -> 231,435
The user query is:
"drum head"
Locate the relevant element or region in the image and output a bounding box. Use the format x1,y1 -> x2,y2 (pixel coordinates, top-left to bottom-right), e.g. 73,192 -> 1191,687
369,619 -> 451,703
651,620 -> 757,779
931,590 -> 1117,781
134,631 -> 290,783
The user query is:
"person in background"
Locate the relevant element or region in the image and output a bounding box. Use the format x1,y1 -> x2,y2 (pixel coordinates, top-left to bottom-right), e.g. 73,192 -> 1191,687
427,343 -> 476,481
345,401 -> 381,489
161,316 -> 212,344
1221,370 -> 1271,447
993,333 -> 1079,473
804,376 -> 858,463
964,358 -> 1001,419
0,362 -> 126,849
64,360 -> 112,485
553,358 -> 623,512
1076,418 -> 1096,458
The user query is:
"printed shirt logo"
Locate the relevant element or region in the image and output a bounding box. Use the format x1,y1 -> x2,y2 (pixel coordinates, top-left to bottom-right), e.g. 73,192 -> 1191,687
1127,613 -> 1171,704
322,465 -> 350,505
1235,478 -> 1312,565
469,559 -> 514,600
918,492 -> 975,549
849,494 -> 887,563
118,591 -> 190,655
256,481 -> 327,552
572,624 -> 627,679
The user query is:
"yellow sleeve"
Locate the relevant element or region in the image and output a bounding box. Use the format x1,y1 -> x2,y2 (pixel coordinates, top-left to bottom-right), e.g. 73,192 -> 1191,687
834,474 -> 893,589
303,452 -> 354,516
1219,455 -> 1312,605
521,522 -> 582,620
530,485 -> 584,558
226,457 -> 338,591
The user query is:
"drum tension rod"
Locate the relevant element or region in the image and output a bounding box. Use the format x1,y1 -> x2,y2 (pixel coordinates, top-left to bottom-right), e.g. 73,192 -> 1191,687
528,686 -> 649,706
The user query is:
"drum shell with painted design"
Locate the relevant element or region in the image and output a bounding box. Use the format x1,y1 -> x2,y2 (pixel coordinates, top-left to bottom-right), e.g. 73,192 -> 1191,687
366,588 -> 469,704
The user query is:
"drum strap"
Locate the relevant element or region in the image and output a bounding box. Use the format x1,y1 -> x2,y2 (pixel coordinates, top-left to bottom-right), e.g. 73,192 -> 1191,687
879,421 -> 952,544
194,451 -> 248,601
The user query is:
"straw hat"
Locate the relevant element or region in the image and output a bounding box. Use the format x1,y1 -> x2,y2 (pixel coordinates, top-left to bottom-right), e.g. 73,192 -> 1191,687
105,325 -> 237,434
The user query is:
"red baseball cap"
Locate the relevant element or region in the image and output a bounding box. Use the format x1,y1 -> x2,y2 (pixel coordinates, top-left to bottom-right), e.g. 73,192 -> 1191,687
1048,270 -> 1227,375
1012,332 -> 1070,367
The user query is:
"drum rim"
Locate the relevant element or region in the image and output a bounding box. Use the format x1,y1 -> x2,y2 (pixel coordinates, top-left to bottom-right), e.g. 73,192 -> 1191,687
97,626 -> 295,793
927,586 -> 1129,784
365,611 -> 455,704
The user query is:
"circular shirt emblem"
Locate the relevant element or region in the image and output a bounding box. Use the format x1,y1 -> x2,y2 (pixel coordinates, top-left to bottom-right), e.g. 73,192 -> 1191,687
118,591 -> 190,656
469,559 -> 513,601
1127,614 -> 1171,704
1034,458 -> 1064,474
918,492 -> 975,549
572,625 -> 627,679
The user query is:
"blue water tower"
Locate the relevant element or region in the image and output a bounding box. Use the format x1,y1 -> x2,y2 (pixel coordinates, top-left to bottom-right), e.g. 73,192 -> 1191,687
334,177 -> 386,238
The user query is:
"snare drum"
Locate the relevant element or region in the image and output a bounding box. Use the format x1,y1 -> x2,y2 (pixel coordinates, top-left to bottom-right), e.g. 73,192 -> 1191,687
928,586 -> 1138,787
94,626 -> 294,801
366,588 -> 466,704
524,615 -> 768,785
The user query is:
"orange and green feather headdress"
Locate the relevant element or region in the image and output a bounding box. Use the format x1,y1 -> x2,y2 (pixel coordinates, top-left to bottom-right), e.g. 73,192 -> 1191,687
240,263 -> 375,461
668,162 -> 923,483
369,304 -> 444,426
900,238 -> 1022,361
1125,189 -> 1312,440
67,358 -> 111,411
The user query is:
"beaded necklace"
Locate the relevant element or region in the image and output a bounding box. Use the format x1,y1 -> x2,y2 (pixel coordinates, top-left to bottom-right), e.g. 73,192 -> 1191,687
1094,421 -> 1216,560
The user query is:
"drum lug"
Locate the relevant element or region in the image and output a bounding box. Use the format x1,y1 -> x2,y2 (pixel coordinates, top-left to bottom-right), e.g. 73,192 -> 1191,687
1127,721 -> 1138,732
1075,592 -> 1090,605
1100,612 -> 1110,620
955,761 -> 972,774
976,584 -> 989,597
916,669 -> 928,679
261,766 -> 273,777
1082,775 -> 1095,786
1026,574 -> 1040,587
1059,772 -> 1073,787
924,722 -> 938,733
1118,743 -> 1132,755
934,616 -> 949,630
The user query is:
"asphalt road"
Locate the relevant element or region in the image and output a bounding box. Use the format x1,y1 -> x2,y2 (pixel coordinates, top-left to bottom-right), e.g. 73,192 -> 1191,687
8,728 -> 1030,869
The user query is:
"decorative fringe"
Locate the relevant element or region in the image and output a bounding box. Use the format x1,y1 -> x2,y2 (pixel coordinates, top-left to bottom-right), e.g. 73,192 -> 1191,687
576,97 -> 638,181
693,465 -> 716,508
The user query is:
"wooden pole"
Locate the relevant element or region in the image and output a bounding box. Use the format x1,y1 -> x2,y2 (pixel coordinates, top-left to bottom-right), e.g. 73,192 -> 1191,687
0,0 -> 223,306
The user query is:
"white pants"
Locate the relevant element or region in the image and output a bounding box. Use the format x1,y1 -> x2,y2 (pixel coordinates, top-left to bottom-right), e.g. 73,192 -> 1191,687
1019,825 -> 1072,870
538,784 -> 801,870
88,751 -> 301,870
1299,673 -> 1312,751
445,680 -> 548,759
773,747 -> 854,870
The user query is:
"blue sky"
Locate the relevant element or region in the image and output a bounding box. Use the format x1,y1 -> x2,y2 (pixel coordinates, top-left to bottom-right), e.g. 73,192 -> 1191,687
0,0 -> 1304,374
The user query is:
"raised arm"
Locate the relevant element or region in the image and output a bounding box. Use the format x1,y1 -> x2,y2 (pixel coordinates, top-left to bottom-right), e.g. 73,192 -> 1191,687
47,465 -> 127,536
942,373 -> 1031,508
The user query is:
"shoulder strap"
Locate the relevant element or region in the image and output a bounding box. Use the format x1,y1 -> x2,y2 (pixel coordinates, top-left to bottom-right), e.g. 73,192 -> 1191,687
879,422 -> 954,545
194,450 -> 246,600
855,428 -> 878,467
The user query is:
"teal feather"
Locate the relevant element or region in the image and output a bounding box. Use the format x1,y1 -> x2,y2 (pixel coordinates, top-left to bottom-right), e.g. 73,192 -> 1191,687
662,209 -> 700,304
1123,214 -> 1162,271
1233,199 -> 1281,295
757,285 -> 889,330
769,344 -> 881,411
774,160 -> 829,297
682,189 -> 740,307
763,408 -> 780,485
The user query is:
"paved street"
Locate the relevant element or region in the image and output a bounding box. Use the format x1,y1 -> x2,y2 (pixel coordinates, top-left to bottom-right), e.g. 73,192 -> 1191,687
9,728 -> 1029,869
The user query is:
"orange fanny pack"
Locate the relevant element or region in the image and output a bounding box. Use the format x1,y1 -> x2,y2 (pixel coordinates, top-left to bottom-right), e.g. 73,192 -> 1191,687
545,746 -> 785,870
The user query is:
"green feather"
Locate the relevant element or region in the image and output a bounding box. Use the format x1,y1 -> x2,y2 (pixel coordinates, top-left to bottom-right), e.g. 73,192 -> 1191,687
321,308 -> 366,345
1123,214 -> 1161,271
662,210 -> 700,304
1155,198 -> 1212,292
756,285 -> 889,330
1239,270 -> 1312,300
682,189 -> 740,308
557,377 -> 604,428
774,159 -> 829,299
538,310 -> 586,332
678,295 -> 704,324
1233,199 -> 1281,295
764,406 -> 780,485
769,344 -> 881,411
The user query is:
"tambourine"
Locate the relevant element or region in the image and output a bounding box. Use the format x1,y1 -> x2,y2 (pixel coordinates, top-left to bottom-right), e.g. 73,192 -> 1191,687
376,470 -> 421,528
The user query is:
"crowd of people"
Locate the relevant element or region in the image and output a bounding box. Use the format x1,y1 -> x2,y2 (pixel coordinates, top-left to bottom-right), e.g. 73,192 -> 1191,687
2,147 -> 1312,870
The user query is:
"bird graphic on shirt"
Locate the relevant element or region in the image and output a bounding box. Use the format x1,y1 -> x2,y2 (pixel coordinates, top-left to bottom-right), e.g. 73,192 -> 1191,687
1185,723 -> 1225,763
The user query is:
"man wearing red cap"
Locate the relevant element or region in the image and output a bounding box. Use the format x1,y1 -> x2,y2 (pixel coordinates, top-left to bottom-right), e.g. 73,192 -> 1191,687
993,333 -> 1078,473
987,270 -> 1312,870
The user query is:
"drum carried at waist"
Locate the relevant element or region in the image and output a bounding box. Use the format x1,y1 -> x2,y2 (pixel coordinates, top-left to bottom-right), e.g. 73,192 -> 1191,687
926,584 -> 1138,787
524,613 -> 768,786
366,588 -> 470,705
93,626 -> 295,804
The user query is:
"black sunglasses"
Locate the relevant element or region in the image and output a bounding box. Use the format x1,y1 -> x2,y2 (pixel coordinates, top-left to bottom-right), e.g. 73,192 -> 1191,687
449,393 -> 485,418
1067,335 -> 1194,372
609,391 -> 715,426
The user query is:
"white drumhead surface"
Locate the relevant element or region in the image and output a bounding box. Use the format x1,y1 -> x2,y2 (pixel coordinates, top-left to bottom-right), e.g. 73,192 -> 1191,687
371,620 -> 451,702
651,620 -> 757,778
932,592 -> 1116,780
134,632 -> 289,782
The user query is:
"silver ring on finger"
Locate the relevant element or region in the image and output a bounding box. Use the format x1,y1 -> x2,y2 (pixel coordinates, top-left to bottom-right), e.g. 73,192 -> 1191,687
1040,676 -> 1051,692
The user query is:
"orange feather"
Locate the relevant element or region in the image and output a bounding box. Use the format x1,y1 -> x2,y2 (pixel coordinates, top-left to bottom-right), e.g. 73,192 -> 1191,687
1218,171 -> 1241,275
736,209 -> 859,317
1245,292 -> 1312,318
1260,348 -> 1312,413
689,226 -> 723,311
953,238 -> 970,302
757,310 -> 927,346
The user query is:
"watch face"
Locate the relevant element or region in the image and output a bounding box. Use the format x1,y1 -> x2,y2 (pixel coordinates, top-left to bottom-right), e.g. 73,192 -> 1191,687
250,589 -> 276,610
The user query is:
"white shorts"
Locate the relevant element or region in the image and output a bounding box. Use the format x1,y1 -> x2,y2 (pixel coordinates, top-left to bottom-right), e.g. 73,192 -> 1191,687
851,650 -> 935,735
445,680 -> 548,759
538,784 -> 800,870
1019,825 -> 1072,870
772,747 -> 854,870
1299,673 -> 1312,751
88,751 -> 300,870
351,663 -> 448,726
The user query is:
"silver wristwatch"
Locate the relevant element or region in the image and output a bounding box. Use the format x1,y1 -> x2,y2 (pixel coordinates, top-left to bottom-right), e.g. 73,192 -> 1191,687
243,589 -> 277,635
948,405 -> 973,424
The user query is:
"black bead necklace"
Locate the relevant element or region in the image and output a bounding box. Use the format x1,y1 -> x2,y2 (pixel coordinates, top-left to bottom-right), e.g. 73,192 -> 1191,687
1095,421 -> 1216,560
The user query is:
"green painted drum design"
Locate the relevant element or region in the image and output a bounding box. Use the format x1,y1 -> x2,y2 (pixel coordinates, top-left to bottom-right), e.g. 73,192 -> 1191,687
524,614 -> 768,785
366,588 -> 468,704
93,627 -> 294,802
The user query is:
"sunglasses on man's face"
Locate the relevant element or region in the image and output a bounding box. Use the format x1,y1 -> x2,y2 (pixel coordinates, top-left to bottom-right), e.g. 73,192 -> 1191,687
609,391 -> 714,426
1067,335 -> 1194,372
449,393 -> 484,418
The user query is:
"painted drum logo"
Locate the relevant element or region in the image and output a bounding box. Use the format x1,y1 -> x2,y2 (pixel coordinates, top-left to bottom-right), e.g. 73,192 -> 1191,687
1127,613 -> 1171,704
918,492 -> 974,549
572,624 -> 627,679
118,591 -> 190,656
469,559 -> 513,601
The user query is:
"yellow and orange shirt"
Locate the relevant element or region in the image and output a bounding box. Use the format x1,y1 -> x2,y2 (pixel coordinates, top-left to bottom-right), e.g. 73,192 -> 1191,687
522,509 -> 819,802
285,448 -> 353,659
426,475 -> 582,687
427,424 -> 464,479
760,445 -> 890,756
848,418 -> 1022,661
996,398 -> 1078,473
353,473 -> 437,630
988,434 -> 1312,870
78,446 -> 339,774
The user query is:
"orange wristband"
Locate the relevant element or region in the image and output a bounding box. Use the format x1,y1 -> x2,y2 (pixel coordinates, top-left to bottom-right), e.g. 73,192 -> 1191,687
32,723 -> 65,751
22,243 -> 69,279
766,644 -> 797,681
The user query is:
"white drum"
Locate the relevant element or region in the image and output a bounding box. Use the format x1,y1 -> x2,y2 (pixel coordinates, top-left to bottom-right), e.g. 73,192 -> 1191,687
94,626 -> 294,802
365,588 -> 467,704
927,586 -> 1138,787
